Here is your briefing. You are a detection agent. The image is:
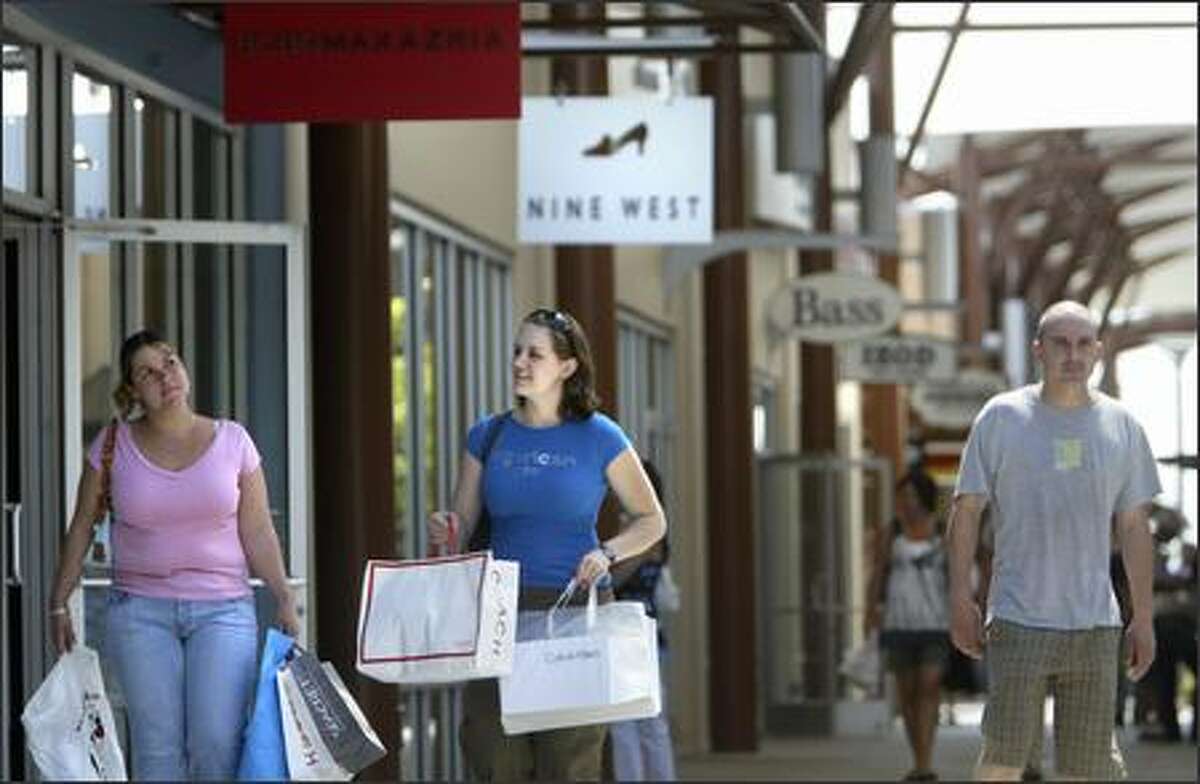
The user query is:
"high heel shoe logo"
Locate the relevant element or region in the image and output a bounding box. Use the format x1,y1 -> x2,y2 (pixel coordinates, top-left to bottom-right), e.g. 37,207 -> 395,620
582,121 -> 648,157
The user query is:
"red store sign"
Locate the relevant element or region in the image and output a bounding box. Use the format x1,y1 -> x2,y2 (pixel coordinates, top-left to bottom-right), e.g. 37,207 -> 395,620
224,2 -> 520,123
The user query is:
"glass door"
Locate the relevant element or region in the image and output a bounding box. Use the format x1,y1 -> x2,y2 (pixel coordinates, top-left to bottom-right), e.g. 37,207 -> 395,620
2,217 -> 56,782
2,222 -> 20,781
60,218 -> 310,757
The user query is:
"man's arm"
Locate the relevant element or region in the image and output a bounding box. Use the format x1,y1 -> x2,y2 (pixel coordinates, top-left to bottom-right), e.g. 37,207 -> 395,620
946,493 -> 988,658
1117,503 -> 1156,681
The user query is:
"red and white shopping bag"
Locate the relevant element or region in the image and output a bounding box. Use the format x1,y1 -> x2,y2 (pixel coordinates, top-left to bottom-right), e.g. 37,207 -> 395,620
356,548 -> 519,686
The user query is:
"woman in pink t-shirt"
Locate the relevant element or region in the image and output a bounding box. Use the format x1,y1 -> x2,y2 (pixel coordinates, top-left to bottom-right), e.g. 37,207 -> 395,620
47,329 -> 299,780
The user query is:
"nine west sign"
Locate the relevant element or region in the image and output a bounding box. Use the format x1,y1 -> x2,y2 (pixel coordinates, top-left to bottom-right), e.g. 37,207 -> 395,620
519,97 -> 713,244
766,272 -> 902,343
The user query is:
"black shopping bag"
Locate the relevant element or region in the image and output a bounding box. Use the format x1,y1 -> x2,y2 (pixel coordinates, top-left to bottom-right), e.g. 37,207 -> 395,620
277,645 -> 387,780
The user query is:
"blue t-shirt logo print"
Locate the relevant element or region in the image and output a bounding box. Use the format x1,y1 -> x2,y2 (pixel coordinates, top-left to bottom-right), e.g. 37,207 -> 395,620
467,412 -> 630,589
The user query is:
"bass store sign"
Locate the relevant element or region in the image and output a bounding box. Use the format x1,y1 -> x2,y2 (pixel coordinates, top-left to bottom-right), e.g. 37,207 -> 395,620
519,97 -> 713,244
766,272 -> 903,344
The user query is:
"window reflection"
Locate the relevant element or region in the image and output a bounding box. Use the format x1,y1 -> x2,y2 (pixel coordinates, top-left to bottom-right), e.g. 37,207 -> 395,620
73,72 -> 114,218
79,239 -> 116,578
422,239 -> 439,548
133,94 -> 179,339
133,93 -> 175,219
2,42 -> 35,193
390,227 -> 411,555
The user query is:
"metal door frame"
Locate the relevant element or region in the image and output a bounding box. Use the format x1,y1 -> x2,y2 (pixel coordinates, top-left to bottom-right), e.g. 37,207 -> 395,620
755,452 -> 892,735
60,218 -> 311,641
2,217 -> 59,782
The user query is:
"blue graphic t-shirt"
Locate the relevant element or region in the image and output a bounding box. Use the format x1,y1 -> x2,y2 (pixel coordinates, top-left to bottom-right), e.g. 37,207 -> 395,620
467,411 -> 631,589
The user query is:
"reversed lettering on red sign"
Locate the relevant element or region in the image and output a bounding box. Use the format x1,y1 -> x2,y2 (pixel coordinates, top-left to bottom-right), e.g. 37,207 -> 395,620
224,2 -> 520,123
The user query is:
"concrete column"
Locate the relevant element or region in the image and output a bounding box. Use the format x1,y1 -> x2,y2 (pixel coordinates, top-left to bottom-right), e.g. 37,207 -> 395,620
308,122 -> 397,780
700,31 -> 758,752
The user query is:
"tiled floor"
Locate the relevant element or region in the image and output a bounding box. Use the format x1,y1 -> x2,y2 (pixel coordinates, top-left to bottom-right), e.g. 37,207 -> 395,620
677,701 -> 1198,782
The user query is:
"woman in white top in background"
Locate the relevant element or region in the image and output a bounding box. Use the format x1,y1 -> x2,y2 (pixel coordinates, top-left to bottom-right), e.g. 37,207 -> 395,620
865,470 -> 949,783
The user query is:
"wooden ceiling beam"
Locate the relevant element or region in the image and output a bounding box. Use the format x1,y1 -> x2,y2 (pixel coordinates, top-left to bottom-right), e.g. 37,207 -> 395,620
1125,211 -> 1196,240
772,0 -> 826,53
825,2 -> 893,121
900,3 -> 971,181
1114,179 -> 1195,210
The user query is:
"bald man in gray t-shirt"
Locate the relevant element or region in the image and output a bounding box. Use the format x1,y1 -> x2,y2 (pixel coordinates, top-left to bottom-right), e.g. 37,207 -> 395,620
947,301 -> 1160,780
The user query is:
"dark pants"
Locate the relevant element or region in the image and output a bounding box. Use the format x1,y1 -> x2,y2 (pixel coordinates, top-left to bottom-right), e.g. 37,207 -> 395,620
461,679 -> 608,781
1148,611 -> 1198,739
460,586 -> 613,781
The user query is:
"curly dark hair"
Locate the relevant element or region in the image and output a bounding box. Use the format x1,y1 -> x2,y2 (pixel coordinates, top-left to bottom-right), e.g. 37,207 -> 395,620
520,308 -> 600,420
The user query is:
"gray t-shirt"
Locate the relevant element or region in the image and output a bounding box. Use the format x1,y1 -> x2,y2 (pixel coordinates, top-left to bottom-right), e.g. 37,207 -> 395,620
956,384 -> 1161,630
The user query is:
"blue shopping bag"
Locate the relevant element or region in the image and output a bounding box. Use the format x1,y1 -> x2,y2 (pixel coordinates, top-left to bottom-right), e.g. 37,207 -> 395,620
237,628 -> 295,781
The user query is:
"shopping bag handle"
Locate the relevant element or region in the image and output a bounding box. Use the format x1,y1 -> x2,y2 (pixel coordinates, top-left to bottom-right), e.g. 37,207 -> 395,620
428,513 -> 459,557
546,578 -> 597,638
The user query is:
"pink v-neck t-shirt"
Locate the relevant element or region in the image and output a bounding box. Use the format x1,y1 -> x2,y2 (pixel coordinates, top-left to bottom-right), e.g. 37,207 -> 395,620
87,419 -> 261,599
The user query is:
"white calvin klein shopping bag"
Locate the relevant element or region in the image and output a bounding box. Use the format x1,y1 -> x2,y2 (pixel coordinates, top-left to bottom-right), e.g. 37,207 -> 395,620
499,581 -> 661,735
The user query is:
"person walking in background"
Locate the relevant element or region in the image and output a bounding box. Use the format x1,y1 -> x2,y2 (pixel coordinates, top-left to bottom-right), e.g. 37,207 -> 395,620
865,469 -> 950,782
609,457 -> 678,782
1141,503 -> 1197,743
427,308 -> 667,781
47,329 -> 300,780
948,300 -> 1160,781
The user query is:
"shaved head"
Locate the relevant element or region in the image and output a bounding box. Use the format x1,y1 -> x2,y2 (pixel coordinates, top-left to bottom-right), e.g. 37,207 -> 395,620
1035,301 -> 1100,342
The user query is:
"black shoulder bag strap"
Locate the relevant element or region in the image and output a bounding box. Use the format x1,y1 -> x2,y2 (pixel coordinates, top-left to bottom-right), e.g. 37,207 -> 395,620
466,411 -> 511,552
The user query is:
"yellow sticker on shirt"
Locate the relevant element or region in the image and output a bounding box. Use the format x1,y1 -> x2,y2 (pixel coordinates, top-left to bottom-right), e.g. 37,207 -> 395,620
1054,438 -> 1084,470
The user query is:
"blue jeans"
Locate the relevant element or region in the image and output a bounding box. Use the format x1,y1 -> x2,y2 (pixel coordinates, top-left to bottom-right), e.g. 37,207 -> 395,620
610,650 -> 676,781
105,591 -> 258,781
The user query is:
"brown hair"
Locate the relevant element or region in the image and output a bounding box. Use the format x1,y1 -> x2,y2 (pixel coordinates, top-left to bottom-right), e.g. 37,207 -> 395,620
520,308 -> 600,420
112,329 -> 171,420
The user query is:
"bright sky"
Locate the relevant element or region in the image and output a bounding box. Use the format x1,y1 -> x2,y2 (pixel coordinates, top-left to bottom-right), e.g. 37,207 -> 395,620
829,3 -> 1199,135
1117,341 -> 1198,543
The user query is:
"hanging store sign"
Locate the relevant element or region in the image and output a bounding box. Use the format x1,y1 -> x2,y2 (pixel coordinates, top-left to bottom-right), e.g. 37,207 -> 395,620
746,113 -> 814,232
518,97 -> 713,244
910,368 -> 1008,429
766,272 -> 902,343
224,2 -> 520,123
841,336 -> 957,383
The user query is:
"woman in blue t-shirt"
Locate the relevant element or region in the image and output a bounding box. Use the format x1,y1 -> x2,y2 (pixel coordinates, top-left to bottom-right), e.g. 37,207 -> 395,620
428,307 -> 667,781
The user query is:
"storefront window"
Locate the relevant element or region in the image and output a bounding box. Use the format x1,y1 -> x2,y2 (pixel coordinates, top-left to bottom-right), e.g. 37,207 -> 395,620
132,93 -> 176,219
133,93 -> 180,339
190,120 -> 234,414
618,313 -> 676,489
2,42 -> 35,194
389,200 -> 512,781
390,226 -> 412,556
72,71 -> 115,218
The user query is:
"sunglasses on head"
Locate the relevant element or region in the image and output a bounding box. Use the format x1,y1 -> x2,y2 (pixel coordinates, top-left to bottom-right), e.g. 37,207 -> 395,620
528,308 -> 571,334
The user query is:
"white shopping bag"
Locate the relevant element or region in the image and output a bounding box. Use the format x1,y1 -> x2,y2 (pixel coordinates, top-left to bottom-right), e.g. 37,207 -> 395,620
278,647 -> 386,781
838,631 -> 881,692
21,645 -> 127,781
356,550 -> 519,685
499,581 -> 661,735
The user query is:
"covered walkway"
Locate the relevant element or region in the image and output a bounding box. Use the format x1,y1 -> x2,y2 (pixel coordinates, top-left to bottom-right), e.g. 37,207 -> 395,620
679,714 -> 1197,781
